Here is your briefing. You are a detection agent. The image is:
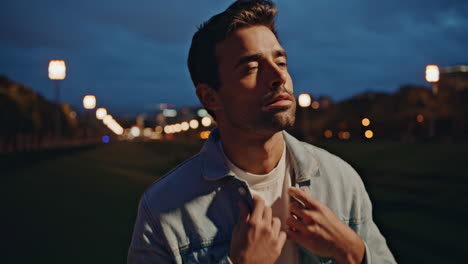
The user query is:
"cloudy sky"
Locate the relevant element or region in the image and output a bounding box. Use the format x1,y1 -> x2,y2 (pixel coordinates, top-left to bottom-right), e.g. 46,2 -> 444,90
1,0 -> 467,115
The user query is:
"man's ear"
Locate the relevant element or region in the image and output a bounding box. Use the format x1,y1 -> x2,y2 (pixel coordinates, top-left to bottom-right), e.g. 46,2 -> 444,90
196,83 -> 222,111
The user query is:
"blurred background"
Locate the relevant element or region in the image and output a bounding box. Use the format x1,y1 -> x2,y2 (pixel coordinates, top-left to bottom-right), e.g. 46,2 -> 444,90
2,0 -> 468,263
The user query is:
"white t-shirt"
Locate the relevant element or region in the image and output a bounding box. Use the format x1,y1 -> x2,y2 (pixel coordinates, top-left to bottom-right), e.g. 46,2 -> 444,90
221,143 -> 299,264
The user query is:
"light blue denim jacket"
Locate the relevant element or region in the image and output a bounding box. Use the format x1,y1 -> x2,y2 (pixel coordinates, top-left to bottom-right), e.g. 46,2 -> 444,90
128,129 -> 396,263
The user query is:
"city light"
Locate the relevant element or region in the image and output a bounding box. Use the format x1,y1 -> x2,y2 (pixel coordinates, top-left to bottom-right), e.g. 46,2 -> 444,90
298,93 -> 311,107
155,126 -> 163,133
311,101 -> 320,109
83,95 -> 96,109
362,118 -> 370,127
181,122 -> 190,131
365,130 -> 374,139
197,109 -> 209,117
190,119 -> 199,129
199,131 -> 211,139
425,65 -> 439,83
163,109 -> 177,117
174,123 -> 182,133
201,116 -> 212,127
164,125 -> 172,134
102,135 -> 110,143
417,114 -> 424,123
48,60 -> 66,80
96,108 -> 107,120
338,131 -> 350,140
324,129 -> 333,138
103,115 -> 113,125
143,128 -> 153,137
130,126 -> 141,137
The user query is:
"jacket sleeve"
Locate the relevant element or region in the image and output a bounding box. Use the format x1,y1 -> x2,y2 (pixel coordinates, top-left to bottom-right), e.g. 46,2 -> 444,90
348,163 -> 396,264
127,195 -> 175,264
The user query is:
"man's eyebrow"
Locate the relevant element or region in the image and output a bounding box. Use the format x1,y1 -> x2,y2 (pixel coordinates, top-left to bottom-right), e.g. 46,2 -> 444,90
275,49 -> 288,59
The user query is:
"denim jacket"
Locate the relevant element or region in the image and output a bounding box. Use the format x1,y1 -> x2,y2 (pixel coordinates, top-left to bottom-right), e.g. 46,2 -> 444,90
128,129 -> 396,263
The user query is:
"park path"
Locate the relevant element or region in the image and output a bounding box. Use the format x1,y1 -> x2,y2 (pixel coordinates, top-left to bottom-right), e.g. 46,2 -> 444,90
3,140 -> 468,263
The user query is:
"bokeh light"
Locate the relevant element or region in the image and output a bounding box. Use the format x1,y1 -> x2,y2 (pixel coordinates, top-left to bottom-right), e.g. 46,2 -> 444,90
425,65 -> 440,82
311,101 -> 320,109
130,126 -> 140,137
324,129 -> 333,138
298,93 -> 311,107
102,135 -> 110,143
201,117 -> 212,127
48,60 -> 66,80
96,108 -> 107,120
365,130 -> 374,139
362,118 -> 370,127
417,114 -> 424,123
83,95 -> 96,109
190,119 -> 199,129
181,122 -> 189,131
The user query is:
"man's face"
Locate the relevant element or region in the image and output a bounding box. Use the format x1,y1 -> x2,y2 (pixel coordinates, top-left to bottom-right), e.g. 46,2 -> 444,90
214,25 -> 296,134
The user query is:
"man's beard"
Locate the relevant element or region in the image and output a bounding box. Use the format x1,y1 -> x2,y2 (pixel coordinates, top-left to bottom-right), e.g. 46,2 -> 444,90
258,102 -> 296,132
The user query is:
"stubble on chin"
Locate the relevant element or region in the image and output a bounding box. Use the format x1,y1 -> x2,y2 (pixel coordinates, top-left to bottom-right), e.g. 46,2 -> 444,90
259,103 -> 296,132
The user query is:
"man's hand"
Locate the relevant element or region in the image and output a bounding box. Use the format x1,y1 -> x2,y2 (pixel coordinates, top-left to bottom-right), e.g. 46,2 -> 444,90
286,187 -> 365,264
229,195 -> 287,264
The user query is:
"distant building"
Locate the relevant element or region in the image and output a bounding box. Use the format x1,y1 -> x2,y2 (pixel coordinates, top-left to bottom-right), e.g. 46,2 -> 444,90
439,65 -> 468,94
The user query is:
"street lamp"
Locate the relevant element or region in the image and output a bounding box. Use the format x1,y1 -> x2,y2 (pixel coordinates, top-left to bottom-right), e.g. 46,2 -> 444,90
425,65 -> 439,95
83,95 -> 96,109
96,108 -> 107,120
48,60 -> 66,143
425,65 -> 439,138
298,93 -> 311,140
298,93 -> 311,107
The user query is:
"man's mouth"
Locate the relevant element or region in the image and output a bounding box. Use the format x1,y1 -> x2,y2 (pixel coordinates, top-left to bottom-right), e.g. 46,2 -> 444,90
264,93 -> 293,108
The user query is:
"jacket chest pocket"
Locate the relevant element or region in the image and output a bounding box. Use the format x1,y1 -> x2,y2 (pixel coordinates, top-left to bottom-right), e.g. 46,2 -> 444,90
180,240 -> 231,264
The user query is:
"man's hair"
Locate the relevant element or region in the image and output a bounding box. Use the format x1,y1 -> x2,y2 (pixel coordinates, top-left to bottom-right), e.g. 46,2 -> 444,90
187,0 -> 278,91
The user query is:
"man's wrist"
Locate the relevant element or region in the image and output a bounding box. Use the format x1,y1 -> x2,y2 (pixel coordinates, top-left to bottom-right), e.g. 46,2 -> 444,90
336,236 -> 365,264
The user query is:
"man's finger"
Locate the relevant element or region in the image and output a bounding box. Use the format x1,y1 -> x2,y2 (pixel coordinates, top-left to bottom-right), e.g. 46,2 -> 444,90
285,227 -> 307,245
276,230 -> 287,249
238,200 -> 250,223
288,187 -> 319,209
250,195 -> 265,223
289,201 -> 315,225
285,215 -> 307,233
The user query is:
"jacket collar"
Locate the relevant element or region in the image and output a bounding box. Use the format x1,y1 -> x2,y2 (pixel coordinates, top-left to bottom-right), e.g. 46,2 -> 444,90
201,128 -> 320,182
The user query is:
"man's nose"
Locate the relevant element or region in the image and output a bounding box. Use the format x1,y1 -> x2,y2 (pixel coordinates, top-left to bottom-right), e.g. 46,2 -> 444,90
268,64 -> 287,89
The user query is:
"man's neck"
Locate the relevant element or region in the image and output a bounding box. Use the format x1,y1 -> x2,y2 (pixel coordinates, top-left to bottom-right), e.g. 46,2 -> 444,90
219,126 -> 285,175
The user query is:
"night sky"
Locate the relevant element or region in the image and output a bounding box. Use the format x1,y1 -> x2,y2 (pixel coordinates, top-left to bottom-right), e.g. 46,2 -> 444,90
1,0 -> 467,115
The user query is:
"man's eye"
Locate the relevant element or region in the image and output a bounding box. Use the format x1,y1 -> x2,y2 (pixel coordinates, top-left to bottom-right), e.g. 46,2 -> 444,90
245,66 -> 259,74
278,62 -> 288,68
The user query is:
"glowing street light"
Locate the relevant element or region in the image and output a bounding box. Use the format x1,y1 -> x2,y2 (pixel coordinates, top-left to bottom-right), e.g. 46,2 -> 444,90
181,122 -> 190,131
425,65 -> 439,94
48,60 -> 66,81
425,65 -> 439,83
201,116 -> 212,127
298,93 -> 311,107
96,108 -> 107,120
48,60 -> 66,141
362,118 -> 370,127
364,130 -> 374,139
83,95 -> 96,109
189,119 -> 199,129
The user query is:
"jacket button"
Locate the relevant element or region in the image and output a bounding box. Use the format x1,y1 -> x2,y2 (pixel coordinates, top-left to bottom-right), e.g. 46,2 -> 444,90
238,187 -> 246,195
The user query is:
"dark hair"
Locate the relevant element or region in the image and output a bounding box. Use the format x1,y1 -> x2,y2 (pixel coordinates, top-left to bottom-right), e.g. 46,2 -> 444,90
187,0 -> 278,91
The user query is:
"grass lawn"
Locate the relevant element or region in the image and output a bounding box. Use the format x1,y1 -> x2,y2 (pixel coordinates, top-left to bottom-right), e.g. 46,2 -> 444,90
3,139 -> 467,263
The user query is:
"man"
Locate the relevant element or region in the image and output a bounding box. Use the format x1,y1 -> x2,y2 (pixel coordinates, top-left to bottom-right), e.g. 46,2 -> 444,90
128,1 -> 395,263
